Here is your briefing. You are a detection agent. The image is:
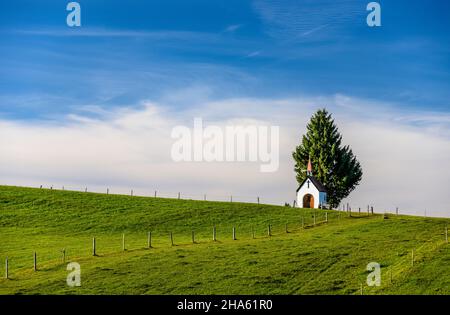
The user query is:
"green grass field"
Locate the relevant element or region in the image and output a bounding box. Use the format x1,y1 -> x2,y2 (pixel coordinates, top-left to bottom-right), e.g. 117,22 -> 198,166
0,185 -> 449,295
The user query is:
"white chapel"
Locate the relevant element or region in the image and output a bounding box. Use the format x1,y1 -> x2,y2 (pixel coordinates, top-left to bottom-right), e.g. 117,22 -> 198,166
296,159 -> 327,209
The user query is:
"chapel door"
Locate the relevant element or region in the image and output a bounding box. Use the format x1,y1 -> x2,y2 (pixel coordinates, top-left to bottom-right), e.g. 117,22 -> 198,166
303,194 -> 314,208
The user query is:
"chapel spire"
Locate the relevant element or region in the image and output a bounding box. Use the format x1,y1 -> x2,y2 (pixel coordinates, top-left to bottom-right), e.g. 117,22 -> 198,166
307,157 -> 313,176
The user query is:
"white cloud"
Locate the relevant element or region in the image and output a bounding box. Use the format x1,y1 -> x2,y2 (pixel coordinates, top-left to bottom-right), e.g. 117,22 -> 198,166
224,24 -> 242,33
0,94 -> 449,217
246,51 -> 261,58
10,28 -> 217,41
252,0 -> 361,41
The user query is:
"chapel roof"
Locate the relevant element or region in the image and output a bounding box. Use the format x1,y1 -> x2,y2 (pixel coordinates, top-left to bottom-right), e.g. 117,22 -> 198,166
296,175 -> 327,193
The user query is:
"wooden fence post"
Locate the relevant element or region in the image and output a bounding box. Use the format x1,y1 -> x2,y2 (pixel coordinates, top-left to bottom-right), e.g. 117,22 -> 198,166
92,237 -> 96,256
154,190 -> 157,198
170,232 -> 174,246
62,249 -> 66,263
232,227 -> 236,240
358,207 -> 361,214
252,227 -> 255,239
131,189 -> 133,196
268,224 -> 271,237
396,207 -> 399,215
85,187 -> 87,193
445,226 -> 448,243
148,231 -> 152,248
367,205 -> 370,216
33,251 -> 37,271
122,234 -> 126,251
178,192 -> 180,200
257,197 -> 260,204
313,213 -> 316,225
5,257 -> 8,279
213,225 -> 216,241
325,212 -> 328,222
107,188 -> 109,194
230,195 -> 233,202
371,206 -> 374,215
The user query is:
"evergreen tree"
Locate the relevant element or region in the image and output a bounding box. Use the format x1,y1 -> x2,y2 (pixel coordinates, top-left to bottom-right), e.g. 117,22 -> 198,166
292,109 -> 362,208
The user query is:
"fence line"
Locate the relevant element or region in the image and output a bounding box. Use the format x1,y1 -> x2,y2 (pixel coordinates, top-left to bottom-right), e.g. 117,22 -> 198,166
33,184 -> 422,216
38,184 -> 282,206
2,211 -> 340,277
2,213 -> 448,286
369,230 -> 448,294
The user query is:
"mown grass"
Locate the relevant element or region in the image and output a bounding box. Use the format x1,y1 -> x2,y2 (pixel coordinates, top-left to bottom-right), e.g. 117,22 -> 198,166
0,185 -> 448,294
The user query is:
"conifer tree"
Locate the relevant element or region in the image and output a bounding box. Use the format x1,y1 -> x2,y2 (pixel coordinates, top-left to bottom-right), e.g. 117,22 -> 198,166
292,109 -> 362,208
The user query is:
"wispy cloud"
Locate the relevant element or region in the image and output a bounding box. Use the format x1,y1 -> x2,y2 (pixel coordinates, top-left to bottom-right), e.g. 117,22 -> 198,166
223,24 -> 243,33
246,51 -> 261,58
301,24 -> 329,37
8,28 -> 218,41
252,0 -> 362,41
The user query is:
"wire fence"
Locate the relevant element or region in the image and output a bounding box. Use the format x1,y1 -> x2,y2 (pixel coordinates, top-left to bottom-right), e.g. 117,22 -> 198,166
36,184 -> 280,205
2,211 -> 448,287
368,230 -> 449,294
0,210 -> 354,278
29,184 -> 430,217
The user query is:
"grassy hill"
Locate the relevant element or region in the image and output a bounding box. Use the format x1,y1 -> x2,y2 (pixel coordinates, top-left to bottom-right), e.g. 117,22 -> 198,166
0,185 -> 448,295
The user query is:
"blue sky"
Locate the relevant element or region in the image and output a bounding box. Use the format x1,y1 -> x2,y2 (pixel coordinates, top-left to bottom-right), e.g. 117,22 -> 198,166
0,1 -> 449,216
0,0 -> 449,119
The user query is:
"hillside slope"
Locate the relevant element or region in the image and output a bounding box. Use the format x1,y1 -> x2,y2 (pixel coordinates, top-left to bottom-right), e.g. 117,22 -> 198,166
0,185 -> 448,294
